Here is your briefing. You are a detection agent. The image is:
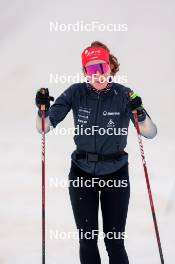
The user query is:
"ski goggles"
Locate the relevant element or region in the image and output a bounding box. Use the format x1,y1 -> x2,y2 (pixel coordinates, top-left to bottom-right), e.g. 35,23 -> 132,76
84,63 -> 110,76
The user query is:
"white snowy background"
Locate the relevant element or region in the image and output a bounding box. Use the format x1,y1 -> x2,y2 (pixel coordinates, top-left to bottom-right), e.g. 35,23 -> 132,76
0,0 -> 174,263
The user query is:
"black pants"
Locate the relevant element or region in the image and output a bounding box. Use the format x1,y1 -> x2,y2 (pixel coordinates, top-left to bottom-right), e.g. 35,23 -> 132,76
68,161 -> 130,264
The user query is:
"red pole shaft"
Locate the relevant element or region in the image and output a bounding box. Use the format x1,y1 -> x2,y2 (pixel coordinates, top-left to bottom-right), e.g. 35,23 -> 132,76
133,111 -> 164,264
41,109 -> 45,264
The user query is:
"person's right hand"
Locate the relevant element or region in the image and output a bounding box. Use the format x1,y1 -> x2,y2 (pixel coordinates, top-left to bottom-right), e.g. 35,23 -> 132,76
35,88 -> 54,111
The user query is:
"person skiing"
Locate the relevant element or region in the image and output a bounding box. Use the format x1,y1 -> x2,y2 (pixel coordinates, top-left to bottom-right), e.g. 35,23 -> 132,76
35,41 -> 157,264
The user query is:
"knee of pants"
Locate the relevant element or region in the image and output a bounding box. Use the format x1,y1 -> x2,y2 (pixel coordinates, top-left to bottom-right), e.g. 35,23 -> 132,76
104,237 -> 125,252
79,237 -> 98,250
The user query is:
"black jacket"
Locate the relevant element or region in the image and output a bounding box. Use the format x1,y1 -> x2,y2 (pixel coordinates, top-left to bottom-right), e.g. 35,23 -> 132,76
49,82 -> 147,176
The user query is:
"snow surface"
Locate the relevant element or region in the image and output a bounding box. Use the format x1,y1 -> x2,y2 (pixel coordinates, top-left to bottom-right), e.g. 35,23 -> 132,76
0,0 -> 175,263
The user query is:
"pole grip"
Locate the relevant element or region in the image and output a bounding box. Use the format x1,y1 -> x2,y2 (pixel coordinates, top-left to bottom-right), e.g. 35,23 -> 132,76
41,88 -> 46,112
129,92 -> 138,115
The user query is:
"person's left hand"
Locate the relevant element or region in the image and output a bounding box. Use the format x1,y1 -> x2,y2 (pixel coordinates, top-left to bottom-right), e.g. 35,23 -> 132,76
129,92 -> 144,115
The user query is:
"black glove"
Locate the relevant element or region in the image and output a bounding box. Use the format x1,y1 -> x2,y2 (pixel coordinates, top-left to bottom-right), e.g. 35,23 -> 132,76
129,92 -> 145,116
35,88 -> 54,111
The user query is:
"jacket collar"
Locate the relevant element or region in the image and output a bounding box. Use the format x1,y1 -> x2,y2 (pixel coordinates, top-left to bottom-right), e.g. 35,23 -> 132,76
84,82 -> 116,99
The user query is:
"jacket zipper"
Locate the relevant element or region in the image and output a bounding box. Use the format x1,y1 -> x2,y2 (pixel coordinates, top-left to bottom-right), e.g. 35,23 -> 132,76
94,94 -> 100,176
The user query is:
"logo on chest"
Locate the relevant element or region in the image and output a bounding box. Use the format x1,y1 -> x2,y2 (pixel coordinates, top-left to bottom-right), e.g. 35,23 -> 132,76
77,106 -> 91,124
107,119 -> 115,128
103,111 -> 120,116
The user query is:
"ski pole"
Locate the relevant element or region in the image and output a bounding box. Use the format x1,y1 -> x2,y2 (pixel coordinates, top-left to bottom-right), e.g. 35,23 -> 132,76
41,90 -> 46,264
132,110 -> 164,264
